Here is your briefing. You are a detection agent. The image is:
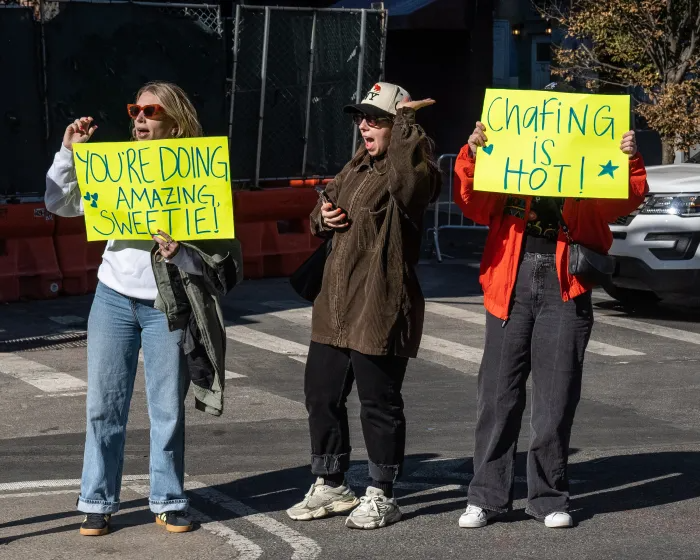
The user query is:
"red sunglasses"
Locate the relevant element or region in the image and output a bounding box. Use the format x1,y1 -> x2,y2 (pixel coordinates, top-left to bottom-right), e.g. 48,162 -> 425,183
127,104 -> 165,119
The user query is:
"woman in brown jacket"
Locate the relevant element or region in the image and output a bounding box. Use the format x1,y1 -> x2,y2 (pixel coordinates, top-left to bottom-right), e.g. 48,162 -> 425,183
286,82 -> 440,530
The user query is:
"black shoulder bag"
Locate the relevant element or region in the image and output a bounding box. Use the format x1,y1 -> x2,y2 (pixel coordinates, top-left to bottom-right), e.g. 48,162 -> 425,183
289,237 -> 332,302
553,201 -> 615,286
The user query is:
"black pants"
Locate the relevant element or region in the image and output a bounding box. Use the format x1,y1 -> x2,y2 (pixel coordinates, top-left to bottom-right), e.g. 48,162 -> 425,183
467,253 -> 593,518
304,341 -> 408,483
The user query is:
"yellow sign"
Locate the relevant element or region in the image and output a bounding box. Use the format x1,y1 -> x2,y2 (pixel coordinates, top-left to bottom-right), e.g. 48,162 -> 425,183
473,89 -> 630,199
73,137 -> 234,241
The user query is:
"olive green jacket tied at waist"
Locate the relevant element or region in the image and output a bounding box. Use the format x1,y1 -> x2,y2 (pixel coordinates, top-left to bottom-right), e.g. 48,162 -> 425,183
152,239 -> 242,416
310,108 -> 441,357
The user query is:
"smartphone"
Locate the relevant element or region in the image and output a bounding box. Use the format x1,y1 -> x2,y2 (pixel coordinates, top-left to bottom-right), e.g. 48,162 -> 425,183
316,187 -> 348,225
316,187 -> 333,207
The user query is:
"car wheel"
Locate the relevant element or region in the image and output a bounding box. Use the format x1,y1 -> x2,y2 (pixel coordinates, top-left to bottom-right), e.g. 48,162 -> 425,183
603,284 -> 661,306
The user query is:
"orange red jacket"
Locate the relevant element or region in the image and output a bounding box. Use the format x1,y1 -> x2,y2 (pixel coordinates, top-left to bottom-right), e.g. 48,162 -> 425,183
453,145 -> 649,320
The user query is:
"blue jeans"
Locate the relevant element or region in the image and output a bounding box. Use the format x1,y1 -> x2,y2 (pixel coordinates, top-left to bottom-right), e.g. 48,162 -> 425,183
78,282 -> 188,515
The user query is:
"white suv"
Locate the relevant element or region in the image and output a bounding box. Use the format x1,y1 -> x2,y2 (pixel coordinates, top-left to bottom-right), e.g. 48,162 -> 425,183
607,164 -> 700,303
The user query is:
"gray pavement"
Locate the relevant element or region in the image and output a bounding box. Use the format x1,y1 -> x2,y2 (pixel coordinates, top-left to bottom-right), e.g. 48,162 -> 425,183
2,260 -> 700,559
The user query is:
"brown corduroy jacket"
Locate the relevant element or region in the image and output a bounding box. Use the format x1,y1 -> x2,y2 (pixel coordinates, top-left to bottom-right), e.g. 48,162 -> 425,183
309,108 -> 441,357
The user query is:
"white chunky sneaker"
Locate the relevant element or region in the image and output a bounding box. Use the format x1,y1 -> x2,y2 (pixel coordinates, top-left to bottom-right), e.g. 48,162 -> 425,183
345,487 -> 402,530
458,505 -> 499,528
286,478 -> 360,521
544,512 -> 573,528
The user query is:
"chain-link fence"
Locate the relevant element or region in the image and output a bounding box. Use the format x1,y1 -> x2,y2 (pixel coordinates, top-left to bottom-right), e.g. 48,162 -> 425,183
229,6 -> 387,185
0,0 -> 225,198
0,2 -> 46,199
1,1 -> 386,195
42,0 -> 226,154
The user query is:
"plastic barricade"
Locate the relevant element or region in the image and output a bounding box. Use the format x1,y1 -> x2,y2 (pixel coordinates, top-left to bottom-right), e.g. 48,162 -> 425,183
0,203 -> 62,303
53,215 -> 105,296
234,188 -> 322,279
289,178 -> 333,188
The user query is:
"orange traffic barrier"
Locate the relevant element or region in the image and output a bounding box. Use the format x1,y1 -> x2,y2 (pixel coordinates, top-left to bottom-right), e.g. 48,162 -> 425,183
234,188 -> 322,279
53,216 -> 105,296
0,203 -> 62,303
289,177 -> 333,188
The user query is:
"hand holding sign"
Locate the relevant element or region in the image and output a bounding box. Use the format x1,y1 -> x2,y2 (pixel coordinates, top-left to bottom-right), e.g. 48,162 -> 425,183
473,89 -> 631,199
620,130 -> 637,158
153,229 -> 180,260
467,121 -> 488,157
73,136 -> 235,242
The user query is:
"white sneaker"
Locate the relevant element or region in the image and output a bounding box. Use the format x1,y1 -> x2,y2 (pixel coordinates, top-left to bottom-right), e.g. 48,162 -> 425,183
286,478 -> 360,521
345,487 -> 402,530
458,505 -> 499,528
544,512 -> 573,528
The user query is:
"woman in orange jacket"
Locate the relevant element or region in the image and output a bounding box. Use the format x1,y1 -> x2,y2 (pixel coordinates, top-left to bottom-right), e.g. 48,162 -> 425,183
454,86 -> 648,529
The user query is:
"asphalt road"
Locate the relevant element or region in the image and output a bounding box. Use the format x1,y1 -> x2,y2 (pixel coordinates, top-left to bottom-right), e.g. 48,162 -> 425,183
2,260 -> 700,560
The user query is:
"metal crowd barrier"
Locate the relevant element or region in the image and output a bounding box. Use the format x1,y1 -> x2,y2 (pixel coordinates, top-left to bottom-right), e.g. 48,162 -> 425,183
428,153 -> 487,263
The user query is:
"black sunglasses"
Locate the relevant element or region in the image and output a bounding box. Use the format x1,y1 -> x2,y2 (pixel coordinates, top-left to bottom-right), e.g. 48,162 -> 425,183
352,113 -> 393,128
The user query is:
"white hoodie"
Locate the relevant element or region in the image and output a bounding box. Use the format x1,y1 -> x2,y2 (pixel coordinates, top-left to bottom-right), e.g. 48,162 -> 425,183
45,145 -> 201,300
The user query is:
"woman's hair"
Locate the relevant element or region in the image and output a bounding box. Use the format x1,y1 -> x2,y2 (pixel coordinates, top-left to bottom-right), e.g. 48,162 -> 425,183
131,81 -> 203,139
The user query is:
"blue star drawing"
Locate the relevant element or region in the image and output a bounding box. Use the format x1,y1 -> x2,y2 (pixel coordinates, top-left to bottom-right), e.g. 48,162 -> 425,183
598,160 -> 619,179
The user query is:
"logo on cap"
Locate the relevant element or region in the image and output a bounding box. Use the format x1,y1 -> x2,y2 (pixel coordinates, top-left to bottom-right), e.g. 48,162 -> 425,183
366,83 -> 382,101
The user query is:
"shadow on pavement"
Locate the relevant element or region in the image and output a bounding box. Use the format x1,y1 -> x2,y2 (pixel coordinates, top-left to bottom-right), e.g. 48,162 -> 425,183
3,450 -> 700,541
199,450 -> 700,526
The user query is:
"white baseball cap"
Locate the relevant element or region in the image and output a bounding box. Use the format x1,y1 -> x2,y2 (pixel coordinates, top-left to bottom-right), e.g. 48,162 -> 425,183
344,82 -> 411,118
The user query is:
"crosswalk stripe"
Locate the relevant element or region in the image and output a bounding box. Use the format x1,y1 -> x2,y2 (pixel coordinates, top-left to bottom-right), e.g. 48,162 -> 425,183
225,324 -> 308,363
129,484 -> 263,560
0,474 -> 150,492
251,300 -> 644,371
585,340 -> 644,356
137,351 -> 247,378
0,489 -> 78,499
188,507 -> 263,560
425,301 -> 644,357
595,314 -> 700,345
260,302 -> 312,322
419,335 -> 483,365
0,354 -> 87,393
425,301 -> 484,325
187,481 -> 321,560
258,302 -> 481,374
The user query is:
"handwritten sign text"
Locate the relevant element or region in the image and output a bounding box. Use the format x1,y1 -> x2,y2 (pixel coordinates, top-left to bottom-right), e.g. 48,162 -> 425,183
473,89 -> 630,198
73,137 -> 234,241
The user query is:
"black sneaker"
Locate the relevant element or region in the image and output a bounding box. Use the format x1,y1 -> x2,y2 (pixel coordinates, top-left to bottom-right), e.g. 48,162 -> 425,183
80,513 -> 111,536
155,511 -> 193,533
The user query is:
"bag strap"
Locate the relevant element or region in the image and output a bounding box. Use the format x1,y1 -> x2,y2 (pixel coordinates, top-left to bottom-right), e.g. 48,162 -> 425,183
549,198 -> 573,244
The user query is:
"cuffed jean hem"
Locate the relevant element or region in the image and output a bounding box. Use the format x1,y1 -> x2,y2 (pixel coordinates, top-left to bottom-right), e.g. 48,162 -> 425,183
149,498 -> 189,515
468,501 -> 510,515
311,453 -> 350,477
368,460 -> 400,483
78,497 -> 120,515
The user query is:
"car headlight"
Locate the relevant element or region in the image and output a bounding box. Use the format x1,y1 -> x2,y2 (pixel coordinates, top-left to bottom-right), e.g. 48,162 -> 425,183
640,195 -> 700,217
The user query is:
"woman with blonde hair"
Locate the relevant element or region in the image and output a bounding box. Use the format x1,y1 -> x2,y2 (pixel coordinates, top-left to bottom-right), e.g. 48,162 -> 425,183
45,81 -> 241,537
